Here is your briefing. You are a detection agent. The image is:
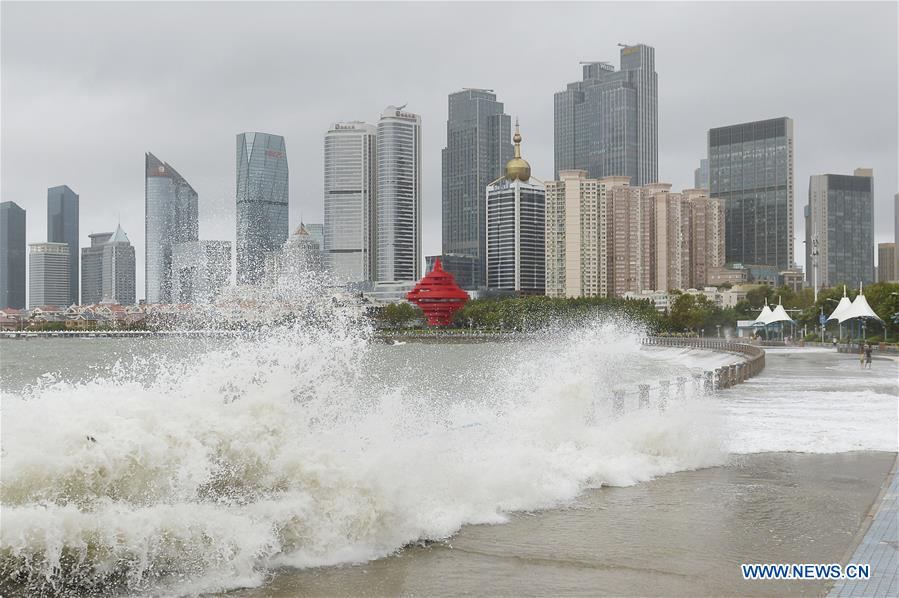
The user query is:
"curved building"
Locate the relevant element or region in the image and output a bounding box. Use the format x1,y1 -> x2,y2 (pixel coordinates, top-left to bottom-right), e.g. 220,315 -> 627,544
236,132 -> 289,285
145,153 -> 199,303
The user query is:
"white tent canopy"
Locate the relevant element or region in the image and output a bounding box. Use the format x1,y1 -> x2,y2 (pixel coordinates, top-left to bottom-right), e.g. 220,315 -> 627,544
827,286 -> 852,322
769,304 -> 794,324
753,301 -> 774,326
839,287 -> 882,323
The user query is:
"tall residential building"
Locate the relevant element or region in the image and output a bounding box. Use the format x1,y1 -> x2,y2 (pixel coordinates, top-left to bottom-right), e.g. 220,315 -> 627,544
28,242 -> 69,309
609,183 -> 655,296
145,153 -> 199,303
323,122 -> 377,284
805,168 -> 874,288
171,241 -> 232,304
0,201 -> 26,309
545,175 -> 724,298
486,122 -> 545,295
653,187 -> 725,291
236,132 -> 289,285
546,172 -> 620,298
708,117 -> 794,270
553,43 -> 658,185
377,106 -> 422,282
878,243 -> 896,282
694,158 -> 709,189
442,89 -> 512,287
46,185 -> 79,305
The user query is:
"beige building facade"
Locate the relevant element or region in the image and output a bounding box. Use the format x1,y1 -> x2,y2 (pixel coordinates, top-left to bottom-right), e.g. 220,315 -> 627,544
546,174 -> 725,298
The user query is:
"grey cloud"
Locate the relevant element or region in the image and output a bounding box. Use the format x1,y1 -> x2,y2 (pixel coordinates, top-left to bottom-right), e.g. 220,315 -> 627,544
2,1 -> 896,298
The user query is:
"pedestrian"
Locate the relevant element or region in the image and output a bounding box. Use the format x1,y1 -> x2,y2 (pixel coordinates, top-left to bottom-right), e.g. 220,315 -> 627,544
832,337 -> 838,351
859,346 -> 865,369
864,344 -> 873,369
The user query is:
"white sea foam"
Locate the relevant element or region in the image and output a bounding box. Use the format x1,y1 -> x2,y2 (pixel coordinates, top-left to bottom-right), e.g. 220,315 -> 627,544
0,318 -> 727,596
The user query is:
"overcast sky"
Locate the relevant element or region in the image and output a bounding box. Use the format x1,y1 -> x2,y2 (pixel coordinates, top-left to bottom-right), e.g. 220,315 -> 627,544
2,1 -> 897,299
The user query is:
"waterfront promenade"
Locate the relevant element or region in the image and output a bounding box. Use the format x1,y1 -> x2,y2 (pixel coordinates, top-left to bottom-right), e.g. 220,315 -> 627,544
830,458 -> 898,597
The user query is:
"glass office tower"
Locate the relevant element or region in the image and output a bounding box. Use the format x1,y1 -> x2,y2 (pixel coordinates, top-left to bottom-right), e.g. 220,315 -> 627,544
236,132 -> 289,285
47,185 -> 79,305
0,201 -> 26,309
442,89 -> 512,287
553,44 -> 658,186
806,169 -> 874,288
708,117 -> 794,270
145,153 -> 199,303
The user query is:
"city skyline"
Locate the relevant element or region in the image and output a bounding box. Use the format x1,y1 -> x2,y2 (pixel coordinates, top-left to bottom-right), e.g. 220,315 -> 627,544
1,2 -> 897,299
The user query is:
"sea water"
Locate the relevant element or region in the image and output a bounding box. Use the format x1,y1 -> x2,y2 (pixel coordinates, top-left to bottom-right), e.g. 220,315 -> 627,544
0,318 -> 895,596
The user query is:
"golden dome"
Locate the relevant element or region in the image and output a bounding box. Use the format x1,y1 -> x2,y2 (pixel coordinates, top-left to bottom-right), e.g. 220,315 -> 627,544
505,119 -> 531,182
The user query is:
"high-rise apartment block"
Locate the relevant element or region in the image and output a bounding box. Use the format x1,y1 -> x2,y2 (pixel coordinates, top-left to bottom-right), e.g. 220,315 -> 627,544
171,240 -> 232,304
377,106 -> 422,282
81,224 -> 136,305
236,132 -> 289,285
442,89 -> 512,287
554,44 -> 658,185
145,153 -> 199,303
47,185 -> 79,305
0,201 -> 26,309
877,243 -> 896,282
28,242 -> 69,308
323,122 -> 377,284
709,117 -> 794,270
545,173 -> 724,298
805,168 -> 874,288
486,123 -> 545,295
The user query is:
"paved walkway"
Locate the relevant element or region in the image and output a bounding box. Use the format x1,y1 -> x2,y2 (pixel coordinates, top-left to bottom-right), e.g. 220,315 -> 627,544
830,459 -> 898,597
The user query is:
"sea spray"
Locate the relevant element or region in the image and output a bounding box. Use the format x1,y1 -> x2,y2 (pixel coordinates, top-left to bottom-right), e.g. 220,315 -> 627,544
1,315 -> 729,596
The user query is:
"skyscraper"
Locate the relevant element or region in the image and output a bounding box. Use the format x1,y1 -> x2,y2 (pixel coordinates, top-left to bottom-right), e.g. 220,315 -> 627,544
709,117 -> 794,270
101,224 -> 136,305
486,122 -> 545,295
805,168 -> 874,288
0,201 -> 26,309
553,44 -> 658,185
236,132 -> 289,285
442,89 -> 512,287
81,225 -> 135,305
28,242 -> 69,308
145,153 -> 199,303
81,231 -> 113,304
323,122 -> 377,284
377,106 -> 422,282
47,185 -> 79,305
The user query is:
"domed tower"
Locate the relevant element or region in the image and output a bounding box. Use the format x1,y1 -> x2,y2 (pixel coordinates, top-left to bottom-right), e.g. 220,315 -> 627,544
505,120 -> 531,182
485,119 -> 546,295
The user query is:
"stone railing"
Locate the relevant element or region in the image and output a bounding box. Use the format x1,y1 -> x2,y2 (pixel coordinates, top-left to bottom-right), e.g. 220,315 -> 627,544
641,337 -> 766,390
